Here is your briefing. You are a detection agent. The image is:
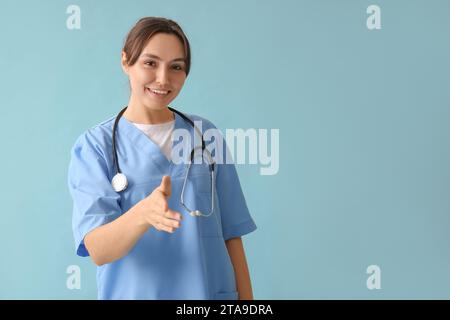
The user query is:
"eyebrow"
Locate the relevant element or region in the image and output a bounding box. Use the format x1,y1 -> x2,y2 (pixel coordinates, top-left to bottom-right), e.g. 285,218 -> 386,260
140,53 -> 186,63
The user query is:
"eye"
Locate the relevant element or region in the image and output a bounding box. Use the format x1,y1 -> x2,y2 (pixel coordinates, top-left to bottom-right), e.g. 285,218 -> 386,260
144,60 -> 156,67
172,64 -> 184,71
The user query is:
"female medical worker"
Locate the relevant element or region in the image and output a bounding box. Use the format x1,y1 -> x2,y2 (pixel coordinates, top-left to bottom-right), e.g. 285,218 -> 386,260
67,17 -> 257,300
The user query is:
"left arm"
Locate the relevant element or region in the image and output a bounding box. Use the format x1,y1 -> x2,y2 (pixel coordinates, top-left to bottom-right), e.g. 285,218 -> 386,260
225,237 -> 254,300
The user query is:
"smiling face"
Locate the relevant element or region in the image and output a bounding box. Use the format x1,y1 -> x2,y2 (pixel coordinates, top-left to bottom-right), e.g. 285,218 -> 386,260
121,33 -> 187,112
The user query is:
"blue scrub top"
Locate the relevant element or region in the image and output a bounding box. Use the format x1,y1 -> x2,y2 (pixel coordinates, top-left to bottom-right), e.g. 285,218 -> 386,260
67,111 -> 257,300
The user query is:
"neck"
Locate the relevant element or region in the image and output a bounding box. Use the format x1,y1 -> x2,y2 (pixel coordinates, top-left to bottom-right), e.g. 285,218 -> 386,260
123,97 -> 174,124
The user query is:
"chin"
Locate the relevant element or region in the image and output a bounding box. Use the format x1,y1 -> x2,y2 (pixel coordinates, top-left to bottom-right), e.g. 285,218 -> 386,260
143,102 -> 169,111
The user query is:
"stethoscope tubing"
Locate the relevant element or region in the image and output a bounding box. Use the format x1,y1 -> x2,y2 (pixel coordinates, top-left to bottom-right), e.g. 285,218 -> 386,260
111,106 -> 215,217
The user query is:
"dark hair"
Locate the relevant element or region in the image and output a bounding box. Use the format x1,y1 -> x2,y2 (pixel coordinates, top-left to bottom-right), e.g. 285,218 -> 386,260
122,17 -> 191,76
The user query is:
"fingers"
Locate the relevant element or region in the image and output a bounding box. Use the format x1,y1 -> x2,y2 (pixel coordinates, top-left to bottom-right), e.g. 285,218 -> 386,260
153,210 -> 183,234
154,219 -> 181,233
158,175 -> 171,198
154,222 -> 178,234
164,210 -> 183,221
153,193 -> 168,212
149,176 -> 181,234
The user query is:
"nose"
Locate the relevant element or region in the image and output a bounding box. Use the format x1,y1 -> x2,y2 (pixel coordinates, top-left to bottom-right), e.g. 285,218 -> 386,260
155,65 -> 169,86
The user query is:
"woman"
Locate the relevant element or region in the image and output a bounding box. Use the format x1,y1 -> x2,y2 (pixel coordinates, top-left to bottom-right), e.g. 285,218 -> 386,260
68,17 -> 257,300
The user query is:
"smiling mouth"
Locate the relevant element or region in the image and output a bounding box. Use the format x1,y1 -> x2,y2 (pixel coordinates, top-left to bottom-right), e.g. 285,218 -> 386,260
146,87 -> 171,96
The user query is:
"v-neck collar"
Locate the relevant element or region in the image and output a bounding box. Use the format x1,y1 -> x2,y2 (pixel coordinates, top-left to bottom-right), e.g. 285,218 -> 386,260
117,110 -> 185,176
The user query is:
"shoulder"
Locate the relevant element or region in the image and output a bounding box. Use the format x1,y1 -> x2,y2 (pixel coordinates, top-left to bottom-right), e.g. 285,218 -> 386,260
182,112 -> 218,132
71,115 -> 116,158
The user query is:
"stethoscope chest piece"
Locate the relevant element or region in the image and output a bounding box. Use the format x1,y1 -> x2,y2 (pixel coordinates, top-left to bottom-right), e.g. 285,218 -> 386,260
112,173 -> 128,192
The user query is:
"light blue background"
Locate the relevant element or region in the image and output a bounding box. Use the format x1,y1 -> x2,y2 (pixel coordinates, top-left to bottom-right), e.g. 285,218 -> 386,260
1,0 -> 449,299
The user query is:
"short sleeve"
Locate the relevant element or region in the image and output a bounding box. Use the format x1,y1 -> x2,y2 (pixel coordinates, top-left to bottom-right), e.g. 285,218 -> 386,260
68,133 -> 122,257
215,143 -> 257,241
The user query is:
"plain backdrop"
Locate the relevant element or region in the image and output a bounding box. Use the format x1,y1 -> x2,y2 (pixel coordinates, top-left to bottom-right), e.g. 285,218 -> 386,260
0,0 -> 449,299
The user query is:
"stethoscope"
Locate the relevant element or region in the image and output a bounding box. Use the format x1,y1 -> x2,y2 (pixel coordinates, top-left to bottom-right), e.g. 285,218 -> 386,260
111,106 -> 215,217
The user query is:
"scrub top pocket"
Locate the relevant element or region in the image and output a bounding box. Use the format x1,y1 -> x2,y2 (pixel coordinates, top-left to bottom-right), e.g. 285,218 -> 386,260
191,174 -> 222,238
188,161 -> 214,189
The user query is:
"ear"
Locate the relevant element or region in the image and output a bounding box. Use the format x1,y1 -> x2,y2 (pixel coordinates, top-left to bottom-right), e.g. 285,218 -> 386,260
121,51 -> 129,75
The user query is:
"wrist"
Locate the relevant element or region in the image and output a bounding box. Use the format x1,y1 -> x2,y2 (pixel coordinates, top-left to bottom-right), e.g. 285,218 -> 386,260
132,201 -> 152,229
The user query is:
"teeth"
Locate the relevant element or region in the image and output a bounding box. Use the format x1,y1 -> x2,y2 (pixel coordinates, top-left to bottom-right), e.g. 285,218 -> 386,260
148,88 -> 169,95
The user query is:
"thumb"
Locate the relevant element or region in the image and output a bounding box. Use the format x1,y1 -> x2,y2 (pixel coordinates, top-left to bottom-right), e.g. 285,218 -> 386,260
158,175 -> 171,198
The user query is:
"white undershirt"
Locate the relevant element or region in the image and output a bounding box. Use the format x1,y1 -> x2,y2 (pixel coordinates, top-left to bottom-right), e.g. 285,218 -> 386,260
132,120 -> 175,161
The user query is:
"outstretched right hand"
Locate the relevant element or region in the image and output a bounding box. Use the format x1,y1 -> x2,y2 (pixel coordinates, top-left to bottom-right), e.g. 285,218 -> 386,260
136,175 -> 183,233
